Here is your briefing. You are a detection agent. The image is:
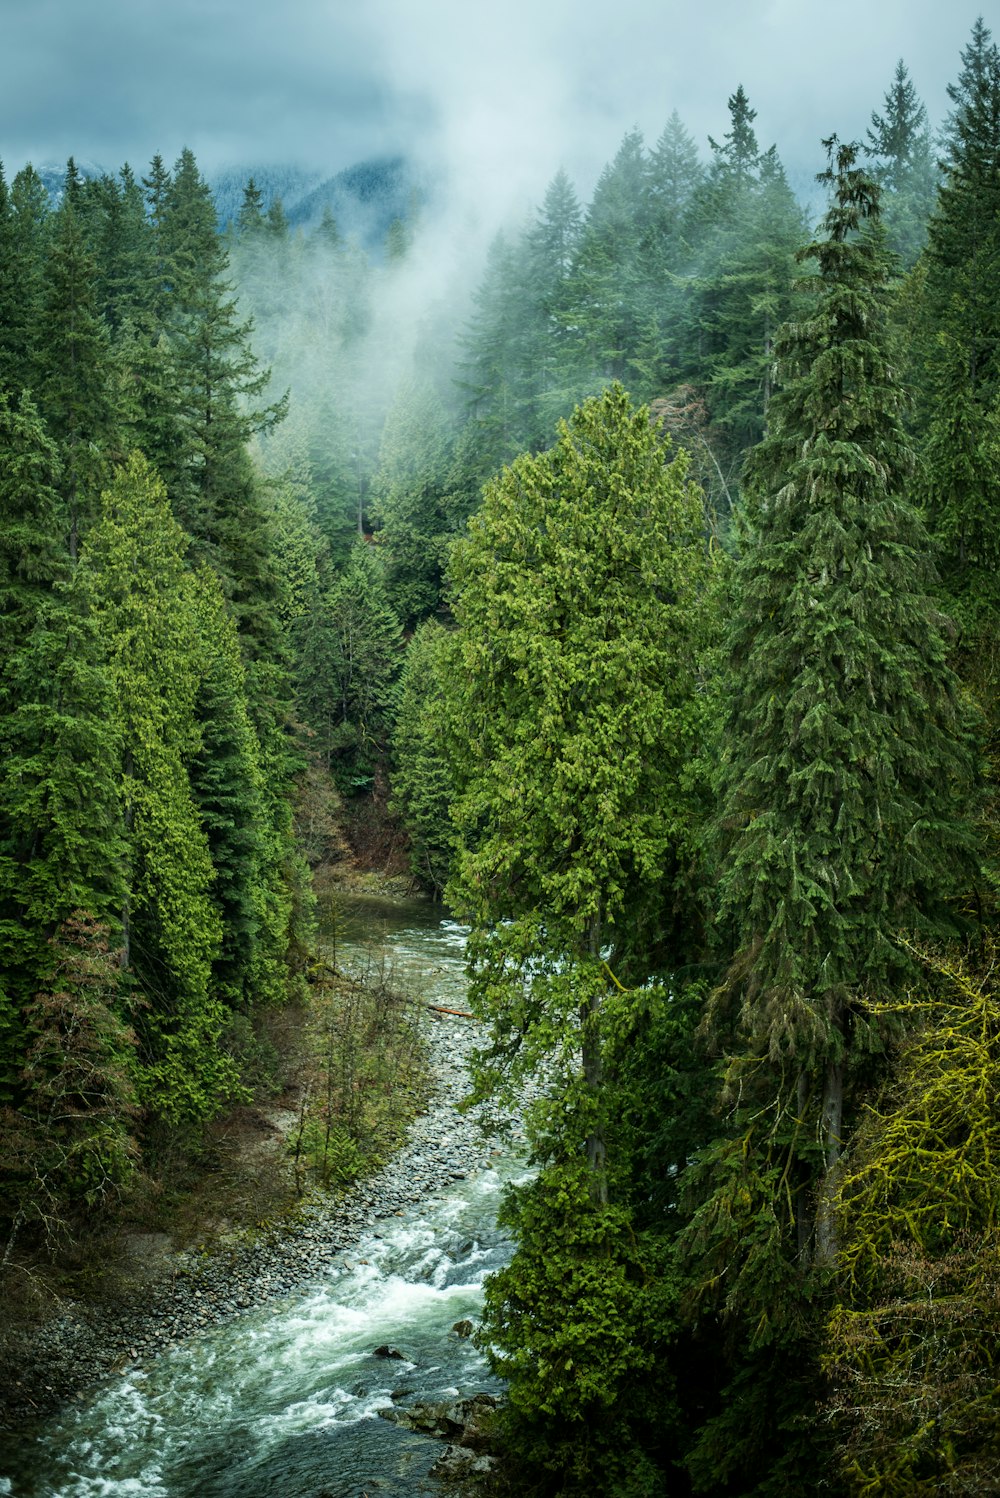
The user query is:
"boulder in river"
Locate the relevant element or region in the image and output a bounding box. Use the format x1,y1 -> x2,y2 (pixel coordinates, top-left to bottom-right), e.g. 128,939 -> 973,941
372,1343 -> 407,1360
451,1318 -> 474,1338
379,1392 -> 499,1448
429,1445 -> 495,1482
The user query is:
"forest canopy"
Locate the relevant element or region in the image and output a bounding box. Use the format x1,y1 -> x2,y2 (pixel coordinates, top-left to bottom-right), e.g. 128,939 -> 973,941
2,17 -> 1000,1494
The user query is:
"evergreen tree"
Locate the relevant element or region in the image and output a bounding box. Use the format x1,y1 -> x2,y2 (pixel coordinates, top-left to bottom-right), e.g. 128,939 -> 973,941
82,454 -> 239,1127
390,619 -> 460,893
918,18 -> 1000,636
35,197 -> 118,558
371,380 -> 456,626
446,384 -> 719,1489
686,141 -> 976,1488
143,149 -> 287,645
0,394 -> 124,1086
569,131 -> 651,386
0,162 -> 45,394
865,59 -> 938,266
1,914 -> 140,1259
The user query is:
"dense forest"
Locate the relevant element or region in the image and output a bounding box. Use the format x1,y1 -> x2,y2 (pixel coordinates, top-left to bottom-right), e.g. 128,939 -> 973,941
1,14 -> 1000,1494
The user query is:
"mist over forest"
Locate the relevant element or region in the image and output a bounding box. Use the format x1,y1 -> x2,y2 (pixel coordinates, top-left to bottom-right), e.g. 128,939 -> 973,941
1,8 -> 1000,1495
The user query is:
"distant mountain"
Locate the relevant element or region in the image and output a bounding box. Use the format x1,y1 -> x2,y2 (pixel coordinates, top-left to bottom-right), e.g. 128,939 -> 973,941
208,164 -> 325,229
210,155 -> 428,255
33,158 -> 106,203
24,153 -> 429,258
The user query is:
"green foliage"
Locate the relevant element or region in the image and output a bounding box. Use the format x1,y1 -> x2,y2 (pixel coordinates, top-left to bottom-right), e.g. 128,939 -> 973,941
715,142 -> 974,1076
371,380 -> 457,625
865,60 -> 938,267
289,948 -> 423,1194
444,384 -> 720,1488
449,383 -> 718,969
1,914 -> 140,1260
82,453 -> 241,1127
389,618 -> 460,893
481,1158 -> 679,1496
295,540 -> 403,788
826,943 -> 1000,1492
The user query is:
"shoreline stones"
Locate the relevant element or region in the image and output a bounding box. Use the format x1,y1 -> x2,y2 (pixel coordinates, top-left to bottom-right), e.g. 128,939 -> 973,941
0,1011 -> 530,1432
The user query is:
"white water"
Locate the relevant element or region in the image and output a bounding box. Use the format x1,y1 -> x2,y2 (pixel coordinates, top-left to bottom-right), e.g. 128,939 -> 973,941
0,898 -> 519,1498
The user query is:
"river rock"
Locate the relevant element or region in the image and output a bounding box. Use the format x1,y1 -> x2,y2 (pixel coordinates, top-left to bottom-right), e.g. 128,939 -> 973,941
372,1343 -> 407,1360
451,1318 -> 474,1338
429,1445 -> 495,1482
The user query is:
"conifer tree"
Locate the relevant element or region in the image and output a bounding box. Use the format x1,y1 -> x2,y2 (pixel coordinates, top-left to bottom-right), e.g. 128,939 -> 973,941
390,619 -> 460,893
81,454 -> 238,1127
35,197 -> 118,558
569,130 -> 651,385
0,163 -> 45,394
447,385 -> 719,1490
0,395 -> 124,1086
681,137 -> 977,1493
709,138 -> 973,1267
918,19 -> 1000,630
865,60 -> 938,266
371,380 -> 455,626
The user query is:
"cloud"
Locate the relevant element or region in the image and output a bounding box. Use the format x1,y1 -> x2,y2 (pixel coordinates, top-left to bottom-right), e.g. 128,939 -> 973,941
0,0 -> 987,217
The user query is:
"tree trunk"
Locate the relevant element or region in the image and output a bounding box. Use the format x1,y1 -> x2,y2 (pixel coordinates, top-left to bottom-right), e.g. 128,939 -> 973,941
814,1057 -> 844,1267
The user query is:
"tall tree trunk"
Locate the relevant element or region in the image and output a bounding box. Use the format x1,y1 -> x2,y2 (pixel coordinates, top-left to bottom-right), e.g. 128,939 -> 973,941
814,1056 -> 844,1267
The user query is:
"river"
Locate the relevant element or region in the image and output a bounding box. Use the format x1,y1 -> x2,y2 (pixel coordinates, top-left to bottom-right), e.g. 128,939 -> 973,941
0,895 -> 521,1498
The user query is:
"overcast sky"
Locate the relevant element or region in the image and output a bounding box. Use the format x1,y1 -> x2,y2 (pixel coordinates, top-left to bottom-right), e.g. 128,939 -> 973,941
0,0 -> 989,222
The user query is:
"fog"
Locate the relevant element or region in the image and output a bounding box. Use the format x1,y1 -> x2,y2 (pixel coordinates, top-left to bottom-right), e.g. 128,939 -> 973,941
2,1 -> 990,525
2,1 -> 987,217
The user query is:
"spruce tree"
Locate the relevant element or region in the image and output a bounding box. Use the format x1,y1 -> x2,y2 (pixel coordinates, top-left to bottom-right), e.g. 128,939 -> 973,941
711,138 -> 973,1260
681,137 -> 977,1494
81,454 -> 238,1127
865,59 -> 938,267
34,197 -> 118,559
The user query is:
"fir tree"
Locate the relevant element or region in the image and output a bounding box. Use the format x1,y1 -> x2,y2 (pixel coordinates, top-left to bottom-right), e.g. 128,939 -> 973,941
81,454 -> 238,1127
682,138 -> 977,1493
865,59 -> 938,266
710,138 -> 974,1267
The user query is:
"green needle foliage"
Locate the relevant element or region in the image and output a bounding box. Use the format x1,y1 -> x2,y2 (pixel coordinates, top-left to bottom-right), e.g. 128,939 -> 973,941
82,453 -> 240,1128
684,140 -> 978,1492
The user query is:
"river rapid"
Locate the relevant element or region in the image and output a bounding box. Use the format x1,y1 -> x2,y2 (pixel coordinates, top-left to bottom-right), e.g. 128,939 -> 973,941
0,895 -> 525,1498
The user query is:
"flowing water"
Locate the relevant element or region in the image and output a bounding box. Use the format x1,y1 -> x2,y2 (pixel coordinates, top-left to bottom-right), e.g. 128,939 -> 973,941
0,895 -> 519,1498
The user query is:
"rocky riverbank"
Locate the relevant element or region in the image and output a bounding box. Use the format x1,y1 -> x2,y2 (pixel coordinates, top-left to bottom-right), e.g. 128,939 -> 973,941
0,1009 -> 521,1432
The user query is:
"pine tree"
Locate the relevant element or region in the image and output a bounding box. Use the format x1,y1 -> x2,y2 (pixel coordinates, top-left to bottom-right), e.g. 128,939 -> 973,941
34,197 -> 118,558
680,138 -> 977,1494
712,136 -> 973,1255
865,59 -> 938,266
81,454 -> 239,1127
